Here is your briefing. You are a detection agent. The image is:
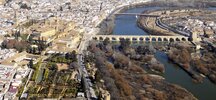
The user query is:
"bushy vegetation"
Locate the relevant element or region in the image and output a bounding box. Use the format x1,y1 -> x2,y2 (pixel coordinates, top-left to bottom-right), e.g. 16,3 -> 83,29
31,61 -> 41,81
168,47 -> 191,70
1,38 -> 48,54
167,43 -> 216,83
192,51 -> 216,83
48,51 -> 77,64
1,39 -> 30,52
87,40 -> 196,100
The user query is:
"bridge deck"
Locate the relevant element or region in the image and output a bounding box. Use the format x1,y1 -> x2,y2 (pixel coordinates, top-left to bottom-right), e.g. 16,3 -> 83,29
95,35 -> 187,38
93,35 -> 189,42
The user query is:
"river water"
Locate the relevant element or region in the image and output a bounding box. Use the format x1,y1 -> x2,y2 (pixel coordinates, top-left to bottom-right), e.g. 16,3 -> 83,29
112,6 -> 216,100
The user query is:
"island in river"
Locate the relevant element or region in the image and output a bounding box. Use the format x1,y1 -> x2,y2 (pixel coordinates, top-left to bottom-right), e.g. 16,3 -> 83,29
84,40 -> 197,100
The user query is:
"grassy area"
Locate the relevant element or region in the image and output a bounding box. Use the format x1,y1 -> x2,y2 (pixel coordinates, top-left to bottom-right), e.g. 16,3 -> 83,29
65,88 -> 78,94
27,54 -> 80,99
31,61 -> 41,81
48,52 -> 77,64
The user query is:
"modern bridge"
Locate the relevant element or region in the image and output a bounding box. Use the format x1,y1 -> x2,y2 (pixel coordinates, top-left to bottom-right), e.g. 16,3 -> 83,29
92,35 -> 189,42
115,13 -> 160,17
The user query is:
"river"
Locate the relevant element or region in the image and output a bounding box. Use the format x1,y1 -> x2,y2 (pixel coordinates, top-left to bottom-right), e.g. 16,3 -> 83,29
112,6 -> 216,100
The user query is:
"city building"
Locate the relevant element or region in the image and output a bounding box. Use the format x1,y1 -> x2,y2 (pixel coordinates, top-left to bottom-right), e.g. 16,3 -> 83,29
0,0 -> 5,5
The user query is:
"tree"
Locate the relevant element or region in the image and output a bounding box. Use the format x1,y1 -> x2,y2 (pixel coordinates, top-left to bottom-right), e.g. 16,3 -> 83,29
65,53 -> 70,59
136,46 -> 143,54
32,47 -> 36,54
37,38 -> 47,53
103,38 -> 110,46
71,50 -> 77,61
48,63 -> 57,71
95,70 -> 102,82
65,50 -> 77,62
28,35 -> 34,43
14,31 -> 21,40
28,59 -> 34,69
69,62 -> 79,70
14,42 -> 24,52
119,39 -> 131,51
148,44 -> 156,54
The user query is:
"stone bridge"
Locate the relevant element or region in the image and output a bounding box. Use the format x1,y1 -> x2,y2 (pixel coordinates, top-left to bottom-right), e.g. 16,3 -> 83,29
93,35 -> 189,42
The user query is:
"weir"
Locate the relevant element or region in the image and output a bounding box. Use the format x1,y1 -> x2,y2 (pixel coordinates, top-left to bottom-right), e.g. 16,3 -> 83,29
115,13 -> 160,17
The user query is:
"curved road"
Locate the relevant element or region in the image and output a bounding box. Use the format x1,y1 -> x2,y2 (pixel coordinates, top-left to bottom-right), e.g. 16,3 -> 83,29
156,18 -> 190,37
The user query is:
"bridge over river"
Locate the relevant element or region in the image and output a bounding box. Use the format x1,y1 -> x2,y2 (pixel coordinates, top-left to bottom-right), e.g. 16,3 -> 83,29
93,35 -> 189,42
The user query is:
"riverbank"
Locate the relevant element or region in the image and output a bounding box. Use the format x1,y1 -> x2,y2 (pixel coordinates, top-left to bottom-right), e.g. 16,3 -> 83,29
86,40 -> 197,100
96,1 -> 216,100
97,1 -> 154,35
137,16 -> 173,36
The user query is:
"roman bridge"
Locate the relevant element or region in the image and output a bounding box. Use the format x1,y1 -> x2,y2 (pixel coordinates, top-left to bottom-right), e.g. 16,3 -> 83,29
92,35 -> 190,42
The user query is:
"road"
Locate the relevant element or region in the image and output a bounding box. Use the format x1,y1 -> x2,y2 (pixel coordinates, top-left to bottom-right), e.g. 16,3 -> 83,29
156,18 -> 190,37
21,69 -> 33,96
75,3 -> 138,99
77,29 -> 97,100
75,1 -> 155,99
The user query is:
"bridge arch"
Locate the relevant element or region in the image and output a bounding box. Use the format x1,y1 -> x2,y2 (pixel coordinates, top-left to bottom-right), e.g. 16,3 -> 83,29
158,37 -> 162,42
176,38 -> 181,41
139,37 -> 144,41
119,37 -> 125,41
132,37 -> 138,41
152,37 -> 157,42
99,37 -> 104,41
163,38 -> 168,42
182,38 -> 186,41
145,37 -> 150,42
105,37 -> 110,41
93,37 -> 98,40
169,38 -> 175,42
111,37 -> 117,41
